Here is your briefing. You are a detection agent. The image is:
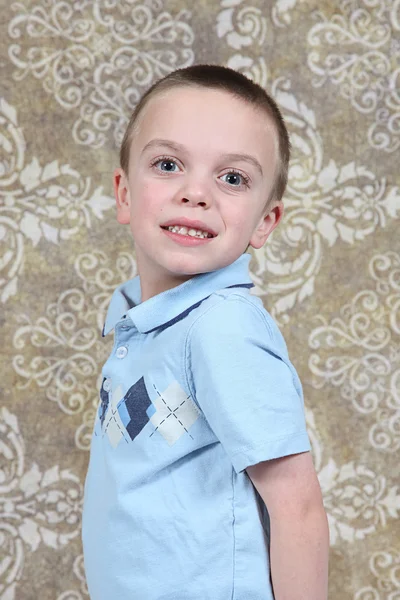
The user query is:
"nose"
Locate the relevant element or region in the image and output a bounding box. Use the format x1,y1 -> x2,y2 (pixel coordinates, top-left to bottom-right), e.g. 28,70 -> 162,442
181,195 -> 207,207
176,178 -> 211,208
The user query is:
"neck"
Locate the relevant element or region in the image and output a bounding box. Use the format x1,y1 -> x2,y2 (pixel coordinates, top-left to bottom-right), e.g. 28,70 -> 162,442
139,269 -> 196,303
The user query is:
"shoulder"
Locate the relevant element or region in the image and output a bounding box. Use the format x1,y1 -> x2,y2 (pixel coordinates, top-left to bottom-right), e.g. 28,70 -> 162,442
186,288 -> 289,357
184,288 -> 305,408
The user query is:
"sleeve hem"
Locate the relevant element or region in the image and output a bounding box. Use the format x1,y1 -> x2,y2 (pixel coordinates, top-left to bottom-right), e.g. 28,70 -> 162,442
231,431 -> 311,474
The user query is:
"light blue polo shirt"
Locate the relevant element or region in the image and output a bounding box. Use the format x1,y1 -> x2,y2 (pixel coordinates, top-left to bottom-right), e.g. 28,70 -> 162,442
82,253 -> 310,600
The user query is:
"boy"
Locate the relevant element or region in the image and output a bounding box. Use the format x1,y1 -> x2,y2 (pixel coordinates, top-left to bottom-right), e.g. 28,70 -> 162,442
82,65 -> 329,599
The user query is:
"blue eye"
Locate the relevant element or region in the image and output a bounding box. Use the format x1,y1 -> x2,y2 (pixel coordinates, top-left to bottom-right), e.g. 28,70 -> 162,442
152,157 -> 179,172
221,171 -> 250,187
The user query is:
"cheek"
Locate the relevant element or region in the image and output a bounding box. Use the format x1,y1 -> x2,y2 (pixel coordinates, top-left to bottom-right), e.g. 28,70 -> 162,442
223,207 -> 252,232
130,180 -> 157,218
135,176 -> 171,208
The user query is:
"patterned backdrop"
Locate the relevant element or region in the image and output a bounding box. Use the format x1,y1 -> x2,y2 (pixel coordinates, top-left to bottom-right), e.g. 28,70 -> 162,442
0,0 -> 399,598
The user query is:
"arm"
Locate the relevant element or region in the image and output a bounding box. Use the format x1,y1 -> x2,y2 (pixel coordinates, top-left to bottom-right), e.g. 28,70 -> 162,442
246,451 -> 329,600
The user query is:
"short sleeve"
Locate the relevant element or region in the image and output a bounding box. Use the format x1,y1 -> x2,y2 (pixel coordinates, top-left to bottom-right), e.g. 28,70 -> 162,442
185,295 -> 311,473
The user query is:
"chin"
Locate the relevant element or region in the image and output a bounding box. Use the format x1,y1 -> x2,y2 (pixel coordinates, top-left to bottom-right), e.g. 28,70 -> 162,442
163,258 -> 213,276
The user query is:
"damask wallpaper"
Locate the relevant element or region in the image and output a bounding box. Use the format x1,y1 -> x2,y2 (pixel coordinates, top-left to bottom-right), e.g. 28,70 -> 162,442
0,0 -> 399,598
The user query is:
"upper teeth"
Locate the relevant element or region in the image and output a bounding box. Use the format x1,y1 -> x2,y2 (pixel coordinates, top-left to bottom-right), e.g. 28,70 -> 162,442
166,225 -> 213,238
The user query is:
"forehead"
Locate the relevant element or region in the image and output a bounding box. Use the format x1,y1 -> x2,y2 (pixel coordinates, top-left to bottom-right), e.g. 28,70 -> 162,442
132,86 -> 278,171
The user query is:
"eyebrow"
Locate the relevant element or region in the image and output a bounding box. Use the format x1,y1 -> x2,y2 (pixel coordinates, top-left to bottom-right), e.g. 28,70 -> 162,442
141,138 -> 263,176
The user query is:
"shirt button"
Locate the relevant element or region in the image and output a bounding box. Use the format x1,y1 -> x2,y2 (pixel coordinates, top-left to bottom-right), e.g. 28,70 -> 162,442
116,345 -> 128,359
103,378 -> 112,392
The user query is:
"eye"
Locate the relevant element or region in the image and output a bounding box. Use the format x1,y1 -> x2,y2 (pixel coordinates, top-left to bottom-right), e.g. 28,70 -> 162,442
220,170 -> 250,188
150,156 -> 180,173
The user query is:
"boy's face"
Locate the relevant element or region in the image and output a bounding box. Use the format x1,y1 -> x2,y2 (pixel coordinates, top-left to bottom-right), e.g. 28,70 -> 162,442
114,86 -> 283,300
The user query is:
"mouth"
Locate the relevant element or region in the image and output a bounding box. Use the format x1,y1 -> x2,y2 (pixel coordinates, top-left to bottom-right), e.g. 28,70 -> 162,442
160,225 -> 216,239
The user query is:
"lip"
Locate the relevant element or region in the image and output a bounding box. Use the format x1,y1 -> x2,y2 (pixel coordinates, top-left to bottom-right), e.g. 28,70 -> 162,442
161,228 -> 213,246
160,217 -> 217,237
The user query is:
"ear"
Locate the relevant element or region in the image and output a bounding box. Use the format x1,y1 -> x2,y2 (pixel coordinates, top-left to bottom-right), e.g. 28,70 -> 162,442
248,201 -> 284,250
113,167 -> 131,224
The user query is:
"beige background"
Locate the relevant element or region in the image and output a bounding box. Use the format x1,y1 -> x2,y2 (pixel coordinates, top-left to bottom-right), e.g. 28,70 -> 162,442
1,0 -> 399,598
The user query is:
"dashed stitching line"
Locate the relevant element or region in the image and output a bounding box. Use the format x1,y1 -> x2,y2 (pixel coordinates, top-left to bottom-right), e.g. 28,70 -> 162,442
103,405 -> 129,444
148,383 -> 195,440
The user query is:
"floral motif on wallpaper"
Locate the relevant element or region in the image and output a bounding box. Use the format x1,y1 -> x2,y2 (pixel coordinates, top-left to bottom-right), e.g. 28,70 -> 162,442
0,408 -> 83,599
7,0 -> 195,148
0,97 -> 114,304
307,0 -> 400,152
57,554 -> 89,599
308,250 -> 400,453
354,549 -> 400,599
306,408 -> 400,546
217,0 -> 269,88
251,79 -> 400,322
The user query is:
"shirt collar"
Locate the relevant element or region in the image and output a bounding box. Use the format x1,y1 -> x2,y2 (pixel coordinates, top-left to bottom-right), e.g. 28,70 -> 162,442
102,253 -> 254,336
